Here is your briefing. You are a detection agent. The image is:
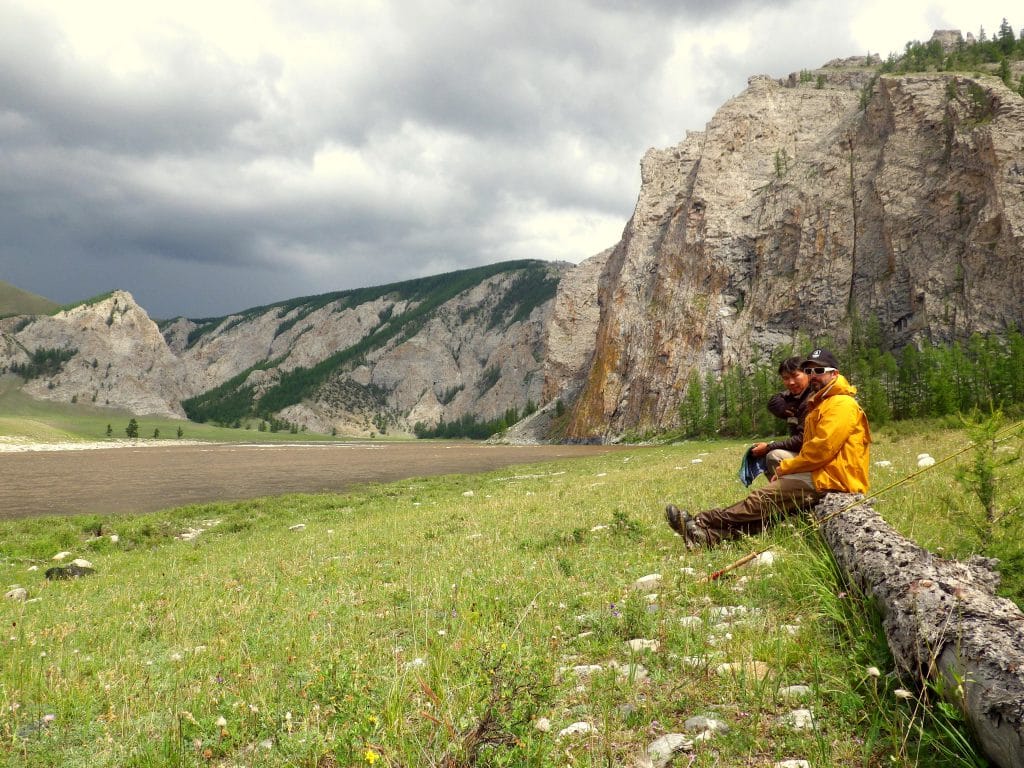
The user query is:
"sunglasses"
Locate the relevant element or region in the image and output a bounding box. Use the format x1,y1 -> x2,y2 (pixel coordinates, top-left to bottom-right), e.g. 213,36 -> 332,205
802,366 -> 836,375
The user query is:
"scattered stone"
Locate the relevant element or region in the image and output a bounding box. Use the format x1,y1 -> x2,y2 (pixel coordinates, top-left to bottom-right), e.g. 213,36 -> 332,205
779,685 -> 812,700
462,490 -> 475,497
626,639 -> 660,653
288,524 -> 306,531
684,715 -> 729,734
679,616 -> 702,628
691,458 -> 703,464
70,558 -> 93,569
707,605 -> 752,620
569,664 -> 604,678
644,593 -> 659,603
716,661 -> 770,680
110,534 -> 120,543
609,660 -> 649,682
680,567 -> 697,576
590,525 -> 609,532
5,587 -> 28,601
557,721 -> 594,738
693,730 -> 716,743
755,551 -> 775,566
26,566 -> 38,572
775,761 -> 810,768
52,551 -> 71,561
534,717 -> 551,732
874,460 -> 892,468
785,709 -> 815,730
646,733 -> 693,766
631,574 -> 662,591
916,454 -> 936,468
45,564 -> 95,580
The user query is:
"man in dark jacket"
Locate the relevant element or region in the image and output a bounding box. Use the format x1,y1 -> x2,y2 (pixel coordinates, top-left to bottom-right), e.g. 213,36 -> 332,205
751,356 -> 810,480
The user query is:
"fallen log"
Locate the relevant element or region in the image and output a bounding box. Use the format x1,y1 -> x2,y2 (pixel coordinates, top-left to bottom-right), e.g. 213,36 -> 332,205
813,494 -> 1024,768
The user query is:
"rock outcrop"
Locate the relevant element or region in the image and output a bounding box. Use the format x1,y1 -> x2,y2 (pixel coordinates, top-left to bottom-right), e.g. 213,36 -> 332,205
0,262 -> 565,436
555,62 -> 1024,439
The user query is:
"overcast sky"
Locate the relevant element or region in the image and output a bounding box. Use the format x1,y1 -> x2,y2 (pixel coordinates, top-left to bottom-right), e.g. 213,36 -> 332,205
0,0 -> 1014,318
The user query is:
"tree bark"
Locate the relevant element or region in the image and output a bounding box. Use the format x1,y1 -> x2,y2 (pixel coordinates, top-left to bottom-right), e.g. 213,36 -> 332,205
813,494 -> 1024,768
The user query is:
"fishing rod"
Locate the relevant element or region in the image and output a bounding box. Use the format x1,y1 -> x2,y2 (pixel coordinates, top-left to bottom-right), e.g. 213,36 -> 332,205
699,418 -> 1023,583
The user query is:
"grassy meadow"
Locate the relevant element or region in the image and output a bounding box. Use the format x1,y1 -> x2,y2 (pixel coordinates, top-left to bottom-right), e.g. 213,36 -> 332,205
1,420 -> 1022,767
0,379 -> 387,445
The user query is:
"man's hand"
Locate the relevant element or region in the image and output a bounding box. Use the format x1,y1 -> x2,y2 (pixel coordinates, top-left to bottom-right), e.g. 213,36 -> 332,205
751,442 -> 769,457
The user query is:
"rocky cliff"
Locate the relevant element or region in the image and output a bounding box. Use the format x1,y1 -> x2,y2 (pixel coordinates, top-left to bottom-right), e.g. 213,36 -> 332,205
553,59 -> 1024,439
0,261 -> 564,436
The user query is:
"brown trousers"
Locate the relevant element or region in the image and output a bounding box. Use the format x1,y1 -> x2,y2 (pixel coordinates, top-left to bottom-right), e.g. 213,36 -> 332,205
694,476 -> 823,545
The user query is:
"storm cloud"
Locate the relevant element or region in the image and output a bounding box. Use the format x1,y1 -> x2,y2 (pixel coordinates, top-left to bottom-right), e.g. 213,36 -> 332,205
0,0 -> 1011,317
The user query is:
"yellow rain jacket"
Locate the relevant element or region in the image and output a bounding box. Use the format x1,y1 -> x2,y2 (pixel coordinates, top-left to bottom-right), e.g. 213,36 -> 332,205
776,373 -> 871,493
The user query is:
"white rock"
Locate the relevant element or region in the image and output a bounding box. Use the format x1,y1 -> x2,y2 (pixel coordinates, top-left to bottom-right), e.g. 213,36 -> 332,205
557,721 -> 594,738
632,574 -> 662,591
570,664 -> 604,678
775,761 -> 811,768
680,567 -> 697,576
874,460 -> 892,467
534,717 -> 551,732
779,685 -> 812,699
288,524 -> 306,531
609,660 -> 649,682
70,558 -> 93,569
647,733 -> 693,766
462,490 -> 475,497
916,455 -> 936,468
684,715 -> 729,734
785,709 -> 815,730
755,551 -> 775,566
52,551 -> 72,561
26,566 -> 38,572
109,534 -> 120,543
679,616 -> 702,628
708,605 -> 750,620
590,525 -> 609,532
626,638 -> 660,653
690,458 -> 703,464
5,588 -> 28,601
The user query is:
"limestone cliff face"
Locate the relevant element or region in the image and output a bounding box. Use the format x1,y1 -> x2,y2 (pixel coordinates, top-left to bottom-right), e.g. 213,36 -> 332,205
0,292 -> 191,418
559,64 -> 1024,438
0,263 -> 564,436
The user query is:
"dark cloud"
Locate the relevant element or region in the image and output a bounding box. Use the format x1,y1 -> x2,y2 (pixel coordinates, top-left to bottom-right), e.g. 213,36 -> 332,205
0,0 -> 977,318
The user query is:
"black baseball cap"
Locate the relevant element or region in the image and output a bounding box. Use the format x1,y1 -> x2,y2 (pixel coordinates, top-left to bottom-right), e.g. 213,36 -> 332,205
800,348 -> 840,370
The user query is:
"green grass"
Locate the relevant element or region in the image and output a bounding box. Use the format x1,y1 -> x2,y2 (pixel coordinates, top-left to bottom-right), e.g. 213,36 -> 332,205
0,377 -> 395,445
0,423 -> 1019,766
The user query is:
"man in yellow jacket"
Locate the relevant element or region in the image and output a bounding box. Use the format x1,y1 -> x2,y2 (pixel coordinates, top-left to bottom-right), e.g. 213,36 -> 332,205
666,348 -> 871,548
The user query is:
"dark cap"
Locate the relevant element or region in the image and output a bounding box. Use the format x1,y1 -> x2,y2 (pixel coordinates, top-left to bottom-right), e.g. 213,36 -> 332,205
800,348 -> 840,369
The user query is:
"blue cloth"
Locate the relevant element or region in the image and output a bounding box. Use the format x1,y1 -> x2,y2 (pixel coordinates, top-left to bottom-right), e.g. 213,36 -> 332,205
738,446 -> 768,487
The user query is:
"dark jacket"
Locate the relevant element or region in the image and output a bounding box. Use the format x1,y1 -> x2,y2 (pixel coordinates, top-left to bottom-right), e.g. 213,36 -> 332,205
765,387 -> 810,453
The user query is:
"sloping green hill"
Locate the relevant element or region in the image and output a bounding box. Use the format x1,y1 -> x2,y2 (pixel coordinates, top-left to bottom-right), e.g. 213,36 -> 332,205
0,280 -> 59,317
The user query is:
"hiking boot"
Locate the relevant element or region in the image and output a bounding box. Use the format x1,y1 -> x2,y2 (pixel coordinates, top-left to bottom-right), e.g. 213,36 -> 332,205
665,504 -> 686,535
682,516 -> 712,549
